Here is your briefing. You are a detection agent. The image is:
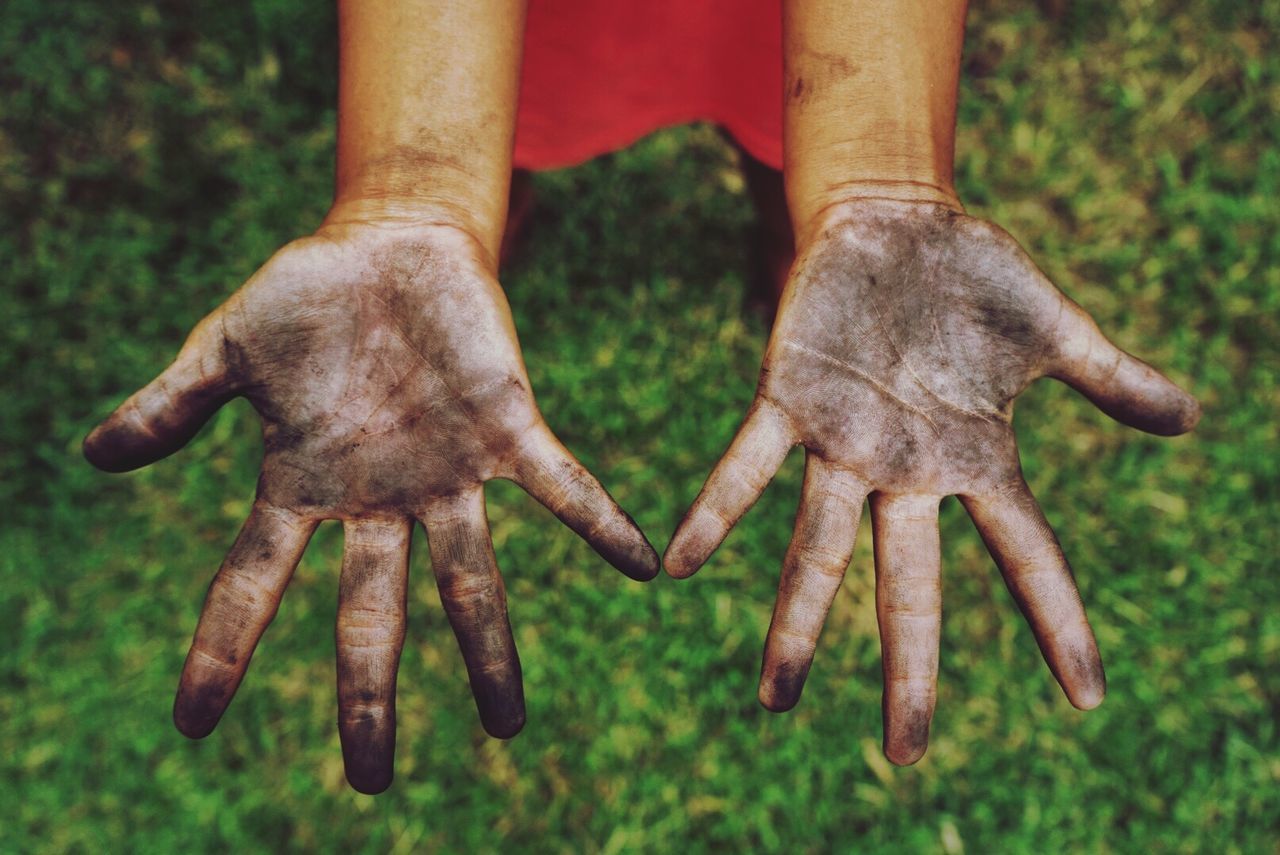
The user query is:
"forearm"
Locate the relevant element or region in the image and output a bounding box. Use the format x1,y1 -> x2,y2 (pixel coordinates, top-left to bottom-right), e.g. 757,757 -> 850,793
327,0 -> 528,264
783,0 -> 968,240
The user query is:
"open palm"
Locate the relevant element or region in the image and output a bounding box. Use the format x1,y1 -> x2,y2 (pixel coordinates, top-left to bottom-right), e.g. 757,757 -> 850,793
85,221 -> 658,793
665,199 -> 1199,764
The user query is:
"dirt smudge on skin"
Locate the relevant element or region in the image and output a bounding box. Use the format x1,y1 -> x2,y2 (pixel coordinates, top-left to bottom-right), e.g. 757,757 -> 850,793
786,48 -> 859,107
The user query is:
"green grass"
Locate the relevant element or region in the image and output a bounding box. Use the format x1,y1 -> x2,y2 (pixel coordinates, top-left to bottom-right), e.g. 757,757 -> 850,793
2,0 -> 1277,851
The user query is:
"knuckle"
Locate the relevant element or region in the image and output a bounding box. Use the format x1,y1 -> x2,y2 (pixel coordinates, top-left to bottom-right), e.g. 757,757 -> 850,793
884,676 -> 938,703
439,576 -> 501,611
337,606 -> 404,648
881,603 -> 940,620
188,644 -> 238,675
340,700 -> 390,725
729,458 -> 771,493
474,653 -> 518,675
791,540 -> 849,571
546,462 -> 589,503
214,568 -> 274,610
770,624 -> 820,652
695,500 -> 734,532
880,588 -> 941,616
582,509 -> 621,543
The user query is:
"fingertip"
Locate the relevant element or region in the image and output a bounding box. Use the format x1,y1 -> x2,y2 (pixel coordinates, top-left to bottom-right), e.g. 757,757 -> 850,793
883,698 -> 933,765
758,697 -> 797,714
480,706 -> 527,740
615,537 -> 661,582
1127,375 -> 1201,436
1182,394 -> 1203,432
1060,646 -> 1106,710
173,719 -> 218,740
82,426 -> 111,470
661,546 -> 702,580
348,773 -> 391,798
757,651 -> 812,711
345,764 -> 395,796
884,739 -> 928,767
596,538 -> 660,582
82,401 -> 201,473
630,561 -> 661,583
593,503 -> 661,581
660,555 -> 701,581
658,412 -> 790,578
173,697 -> 221,740
531,471 -> 662,581
662,517 -> 718,579
473,678 -> 527,739
1166,388 -> 1202,436
1070,690 -> 1105,712
1067,677 -> 1106,711
338,707 -> 398,795
757,680 -> 803,713
82,418 -> 141,473
83,354 -> 233,472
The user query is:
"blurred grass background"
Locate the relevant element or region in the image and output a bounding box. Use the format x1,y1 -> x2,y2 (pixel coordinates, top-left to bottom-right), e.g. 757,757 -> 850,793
2,0 -> 1277,851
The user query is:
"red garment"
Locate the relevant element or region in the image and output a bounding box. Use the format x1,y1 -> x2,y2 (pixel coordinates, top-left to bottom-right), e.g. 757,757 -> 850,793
513,0 -> 784,171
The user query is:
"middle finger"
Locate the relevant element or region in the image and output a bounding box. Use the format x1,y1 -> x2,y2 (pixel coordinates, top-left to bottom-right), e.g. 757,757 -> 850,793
871,493 -> 943,766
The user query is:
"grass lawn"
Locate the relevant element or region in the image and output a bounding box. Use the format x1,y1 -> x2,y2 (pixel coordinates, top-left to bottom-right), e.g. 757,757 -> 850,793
2,0 -> 1277,851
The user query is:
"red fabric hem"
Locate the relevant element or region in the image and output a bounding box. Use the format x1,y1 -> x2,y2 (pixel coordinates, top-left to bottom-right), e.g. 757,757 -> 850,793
513,107 -> 783,172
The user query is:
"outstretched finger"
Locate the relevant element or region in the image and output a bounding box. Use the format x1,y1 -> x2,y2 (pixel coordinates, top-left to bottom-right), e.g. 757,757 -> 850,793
174,502 -> 315,739
512,423 -> 659,581
664,398 -> 795,579
871,493 -> 943,766
1049,305 -> 1200,436
759,455 -> 867,712
83,312 -> 239,472
336,517 -> 411,795
961,480 -> 1105,710
421,487 -> 525,739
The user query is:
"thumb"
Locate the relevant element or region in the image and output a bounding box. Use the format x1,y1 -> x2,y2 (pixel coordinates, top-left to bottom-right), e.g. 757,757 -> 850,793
1049,303 -> 1201,436
84,312 -> 238,472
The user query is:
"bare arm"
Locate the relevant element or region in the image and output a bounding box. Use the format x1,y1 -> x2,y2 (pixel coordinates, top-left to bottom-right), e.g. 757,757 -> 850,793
330,0 -> 526,257
783,0 -> 968,235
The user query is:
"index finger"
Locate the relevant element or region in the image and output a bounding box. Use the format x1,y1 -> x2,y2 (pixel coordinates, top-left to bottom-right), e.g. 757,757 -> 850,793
664,398 -> 794,579
511,423 -> 659,582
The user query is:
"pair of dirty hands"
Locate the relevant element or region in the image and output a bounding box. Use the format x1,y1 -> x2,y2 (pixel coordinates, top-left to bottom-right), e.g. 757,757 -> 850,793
85,199 -> 1199,794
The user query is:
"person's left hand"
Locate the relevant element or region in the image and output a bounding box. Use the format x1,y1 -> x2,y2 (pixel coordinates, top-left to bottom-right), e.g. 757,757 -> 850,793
664,198 -> 1200,764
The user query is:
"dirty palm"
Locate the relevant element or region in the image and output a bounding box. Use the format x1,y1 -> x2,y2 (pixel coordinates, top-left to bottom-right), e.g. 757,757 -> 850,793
665,199 -> 1199,764
83,221 -> 660,794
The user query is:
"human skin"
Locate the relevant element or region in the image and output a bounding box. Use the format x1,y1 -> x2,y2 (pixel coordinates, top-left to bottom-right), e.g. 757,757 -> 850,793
664,0 -> 1201,766
83,0 -> 658,796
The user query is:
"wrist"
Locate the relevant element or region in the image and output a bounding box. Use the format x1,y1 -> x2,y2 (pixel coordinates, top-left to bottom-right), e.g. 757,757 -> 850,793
318,195 -> 503,276
321,194 -> 502,270
782,0 -> 967,243
790,177 -> 964,246
784,127 -> 964,243
328,149 -> 511,265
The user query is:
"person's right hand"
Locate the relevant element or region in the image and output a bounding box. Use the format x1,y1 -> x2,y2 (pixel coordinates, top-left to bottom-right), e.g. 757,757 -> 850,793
84,217 -> 659,794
